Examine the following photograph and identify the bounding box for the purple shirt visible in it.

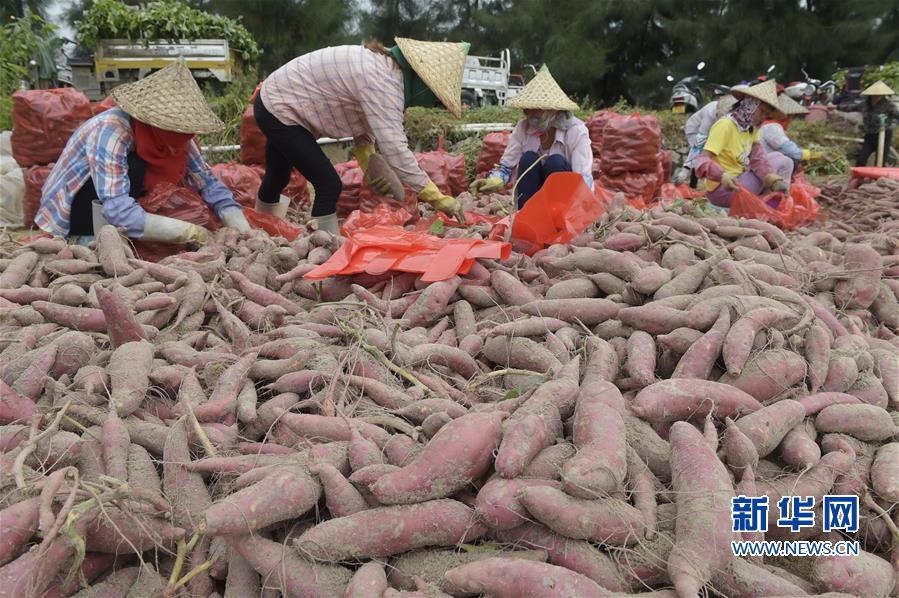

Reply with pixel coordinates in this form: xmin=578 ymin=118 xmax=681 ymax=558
xmin=489 ymin=118 xmax=594 ymax=189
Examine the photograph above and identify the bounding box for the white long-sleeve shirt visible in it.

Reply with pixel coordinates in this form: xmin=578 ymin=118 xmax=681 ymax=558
xmin=684 ymin=101 xmax=719 ymax=147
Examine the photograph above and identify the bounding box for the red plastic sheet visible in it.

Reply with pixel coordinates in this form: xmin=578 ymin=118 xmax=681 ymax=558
xmin=244 ymin=207 xmax=303 ymax=240
xmin=240 ymin=105 xmax=266 ymax=165
xmin=476 ymin=131 xmax=512 ymax=178
xmin=512 ymin=172 xmax=605 ymax=255
xmin=307 ymin=205 xmax=511 ymax=282
xmin=599 ymin=112 xmax=662 ymax=175
xmin=211 ymin=163 xmax=261 ymax=208
xmin=729 ymin=180 xmax=821 ymax=230
xmin=12 ymin=88 xmax=92 ymax=168
xmin=850 ymin=166 xmax=899 ymax=181
xmin=23 ymin=164 xmax=54 ymax=228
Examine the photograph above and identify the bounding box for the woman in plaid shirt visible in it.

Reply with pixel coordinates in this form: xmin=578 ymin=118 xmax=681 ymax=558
xmin=36 ymin=62 xmax=249 ymax=244
xmin=254 ymin=38 xmax=469 ymax=235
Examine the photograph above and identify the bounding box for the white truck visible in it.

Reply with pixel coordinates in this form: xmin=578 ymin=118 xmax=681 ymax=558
xmin=461 ymin=49 xmax=526 ymax=108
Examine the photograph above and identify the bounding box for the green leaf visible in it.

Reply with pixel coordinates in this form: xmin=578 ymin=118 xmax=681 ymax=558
xmin=500 ymin=388 xmax=521 ymax=401
xmin=429 ymin=219 xmax=446 ymax=235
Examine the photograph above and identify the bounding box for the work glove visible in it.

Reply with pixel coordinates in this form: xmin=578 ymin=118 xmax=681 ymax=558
xmin=720 ymin=172 xmax=739 ymax=192
xmin=763 ymin=173 xmax=787 ymax=193
xmin=142 ymin=213 xmax=210 ymax=246
xmin=221 ymin=207 xmax=252 ymax=233
xmin=354 ymin=144 xmax=392 ymax=196
xmin=802 ymin=149 xmax=825 ymax=161
xmin=469 ymin=176 xmax=505 ymax=195
xmin=418 ymin=180 xmax=466 ymax=224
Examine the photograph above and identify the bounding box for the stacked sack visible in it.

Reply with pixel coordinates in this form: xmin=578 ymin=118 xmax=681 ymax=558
xmin=0 ymin=131 xmax=25 ymax=228
xmin=476 ymin=130 xmax=512 ymax=180
xmin=588 ymin=111 xmax=672 ymax=208
xmin=12 ymin=88 xmax=93 ymax=227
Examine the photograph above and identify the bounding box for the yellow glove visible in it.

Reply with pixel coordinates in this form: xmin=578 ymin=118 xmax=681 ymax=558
xmin=801 ymin=149 xmax=812 ymax=161
xmin=354 ymin=144 xmax=392 ymax=195
xmin=469 ymin=176 xmax=505 ymax=195
xmin=808 ymin=150 xmax=824 ymax=161
xmin=763 ymin=173 xmax=786 ymax=193
xmin=418 ymin=180 xmax=466 ymax=223
xmin=720 ymin=172 xmax=739 ymax=191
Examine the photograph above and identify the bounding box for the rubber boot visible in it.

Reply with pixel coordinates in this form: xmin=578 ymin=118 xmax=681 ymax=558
xmin=254 ymin=195 xmax=290 ymax=219
xmin=316 ymin=213 xmax=340 ymax=236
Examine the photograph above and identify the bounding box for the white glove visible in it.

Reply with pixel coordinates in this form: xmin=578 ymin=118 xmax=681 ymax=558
xmin=142 ymin=213 xmax=210 ymax=245
xmin=221 ymin=207 xmax=251 ymax=233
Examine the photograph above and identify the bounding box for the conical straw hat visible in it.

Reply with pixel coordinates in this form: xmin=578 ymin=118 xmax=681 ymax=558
xmin=505 ymin=65 xmax=579 ymax=112
xmin=729 ymin=79 xmax=780 ymax=112
xmin=111 ymin=61 xmax=224 ymax=134
xmin=862 ymin=80 xmax=895 ymax=96
xmin=395 ymin=37 xmax=469 ymax=118
xmin=776 ymin=93 xmax=809 ymax=116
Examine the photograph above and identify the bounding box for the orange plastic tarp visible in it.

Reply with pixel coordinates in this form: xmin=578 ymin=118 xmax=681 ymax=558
xmin=851 ymin=166 xmax=899 ymax=181
xmin=511 ymin=172 xmax=605 ymax=255
xmin=728 ymin=177 xmax=821 ymax=230
xmin=305 ymin=205 xmax=511 ymax=282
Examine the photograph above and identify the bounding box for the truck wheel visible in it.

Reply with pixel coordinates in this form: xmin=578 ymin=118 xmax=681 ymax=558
xmin=461 ymin=90 xmax=477 ymax=109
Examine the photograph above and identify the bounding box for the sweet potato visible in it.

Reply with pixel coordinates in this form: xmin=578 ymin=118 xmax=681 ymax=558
xmin=444 ymin=558 xmax=608 ymax=598
xmin=723 ymin=307 xmax=794 ymax=375
xmin=96 ymin=225 xmax=133 ymax=276
xmin=227 ymin=534 xmax=352 ymax=597
xmin=163 ymin=418 xmax=212 ymax=533
xmin=492 ymin=522 xmax=629 ymax=591
xmin=632 ymin=379 xmax=761 ymax=422
xmin=545 ymin=278 xmax=599 ymax=299
xmin=371 ymin=411 xmax=504 ymax=504
xmin=521 ymin=442 xmax=576 ymax=480
xmin=811 ymin=550 xmax=895 ymax=598
xmin=0 ymin=380 xmax=37 ymax=424
xmin=495 ymin=404 xmax=560 ymax=479
xmin=491 ymin=269 xmax=539 ymax=305
xmin=0 ymin=497 xmax=39 ymax=566
xmin=520 ymin=298 xmax=619 ymax=326
xmin=204 ymin=466 xmax=320 ymax=534
xmin=833 ymin=243 xmax=882 ymax=310
xmin=723 ymin=417 xmax=759 ymax=475
xmin=721 ymin=349 xmax=807 ymax=404
xmin=519 ymin=485 xmax=646 ymax=545
xmin=108 ymin=340 xmax=154 ymax=416
xmin=562 ymin=380 xmax=626 ymax=497
xmin=474 ymin=476 xmax=561 ymax=530
xmin=870 ymin=442 xmax=899 ymax=503
xmin=344 ymin=561 xmax=388 ymax=598
xmin=618 ymin=304 xmax=691 ymax=335
xmin=294 ymin=499 xmax=486 ymax=561
xmin=348 ymin=424 xmax=383 ymax=471
xmin=822 ymin=354 xmax=860 ymax=393
xmin=482 ymin=336 xmax=561 ymax=373
xmin=734 ymin=399 xmax=805 ymax=458
xmin=778 ymin=419 xmax=821 ymax=470
xmin=94 ymin=284 xmax=145 ymax=347
xmin=667 ymin=421 xmax=735 ymax=598
xmin=403 ymin=277 xmax=461 ymax=327
xmin=625 ymin=330 xmax=656 ymax=387
xmin=404 ymin=343 xmax=480 ymax=379
xmin=101 ymin=407 xmax=130 ymax=481
xmin=654 ymin=253 xmax=720 ymax=299
xmin=673 ymin=310 xmax=729 ymax=379
xmin=814 ymin=404 xmax=897 ymax=441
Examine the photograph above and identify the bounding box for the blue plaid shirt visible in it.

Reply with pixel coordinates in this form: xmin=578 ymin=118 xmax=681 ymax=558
xmin=35 ymin=107 xmax=239 ymax=237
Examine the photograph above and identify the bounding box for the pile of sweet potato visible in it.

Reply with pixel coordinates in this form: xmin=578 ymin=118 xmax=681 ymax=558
xmin=0 ymin=198 xmax=897 ymax=597
xmin=815 ymin=176 xmax=899 ymax=235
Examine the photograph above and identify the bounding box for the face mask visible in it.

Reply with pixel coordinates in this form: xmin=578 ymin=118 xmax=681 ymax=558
xmin=527 ymin=114 xmax=554 ymax=132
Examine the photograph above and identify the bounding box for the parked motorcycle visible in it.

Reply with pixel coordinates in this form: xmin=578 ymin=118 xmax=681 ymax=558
xmin=668 ymin=62 xmax=706 ymax=113
xmin=785 ymin=68 xmax=836 ymax=106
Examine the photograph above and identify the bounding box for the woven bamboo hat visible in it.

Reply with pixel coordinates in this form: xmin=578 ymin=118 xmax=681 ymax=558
xmin=506 ymin=65 xmax=579 ymax=112
xmin=729 ymin=79 xmax=781 ymax=112
xmin=775 ymin=93 xmax=809 ymax=116
xmin=862 ymin=80 xmax=895 ymax=96
xmin=395 ymin=37 xmax=470 ymax=118
xmin=716 ymin=94 xmax=738 ymax=119
xmin=111 ymin=61 xmax=224 ymax=134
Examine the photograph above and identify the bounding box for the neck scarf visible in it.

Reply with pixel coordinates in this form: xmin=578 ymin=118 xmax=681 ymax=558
xmin=389 ymin=46 xmax=439 ymax=110
xmin=132 ymin=120 xmax=194 ymax=192
xmin=728 ymin=97 xmax=761 ymax=132
xmin=526 ymin=111 xmax=578 ymax=135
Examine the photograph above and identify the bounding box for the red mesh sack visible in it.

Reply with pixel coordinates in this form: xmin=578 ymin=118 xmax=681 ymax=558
xmin=599 ymin=170 xmax=661 ymax=210
xmin=284 ymin=170 xmax=310 ymax=206
xmin=23 ymin=163 xmax=54 ymax=228
xmin=418 ymin=151 xmax=467 ymax=196
xmin=240 ymin=105 xmax=266 ymax=165
xmin=586 ymin=110 xmax=616 ymax=157
xmin=90 ymin=96 xmax=117 ymax=116
xmin=132 ymin=183 xmax=220 ymax=262
xmin=476 ymin=131 xmax=512 ymax=177
xmin=211 ymin=163 xmax=261 ymax=208
xmin=591 ymin=159 xmax=602 ymax=181
xmin=335 ymin=161 xmax=365 ymax=218
xmin=359 ymin=184 xmax=419 ymax=224
xmin=599 ymin=112 xmax=662 ymax=176
xmin=657 ymin=150 xmax=673 ymax=183
xmin=12 ymin=88 xmax=92 ymax=167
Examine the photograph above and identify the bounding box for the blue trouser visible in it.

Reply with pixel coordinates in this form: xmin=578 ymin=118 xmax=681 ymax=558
xmin=516 ymin=151 xmax=572 ymax=209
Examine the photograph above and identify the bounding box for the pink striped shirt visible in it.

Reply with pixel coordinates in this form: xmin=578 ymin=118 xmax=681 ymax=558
xmin=261 ymin=45 xmax=430 ymax=191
